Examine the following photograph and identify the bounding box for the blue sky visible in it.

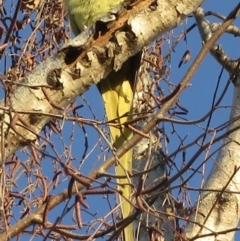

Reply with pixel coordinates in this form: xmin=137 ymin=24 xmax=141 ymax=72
xmin=167 ymin=1 xmax=240 ymax=238
xmin=2 ymin=0 xmax=240 ymax=240
xmin=67 ymin=0 xmax=240 ymax=239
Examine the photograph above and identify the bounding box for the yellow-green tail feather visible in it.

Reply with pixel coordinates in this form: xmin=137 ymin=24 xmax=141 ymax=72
xmin=99 ymin=61 xmax=135 ymax=241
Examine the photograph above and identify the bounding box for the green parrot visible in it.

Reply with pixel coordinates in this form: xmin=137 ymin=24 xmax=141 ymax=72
xmin=64 ymin=0 xmax=139 ymax=240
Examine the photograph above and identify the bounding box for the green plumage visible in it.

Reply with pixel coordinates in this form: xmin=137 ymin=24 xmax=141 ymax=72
xmin=65 ymin=0 xmax=124 ymax=34
xmin=64 ymin=1 xmax=138 ymax=240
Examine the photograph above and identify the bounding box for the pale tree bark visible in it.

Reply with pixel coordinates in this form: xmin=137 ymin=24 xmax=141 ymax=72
xmin=0 ymin=0 xmax=203 ymax=159
xmin=185 ymin=7 xmax=240 ymax=241
xmin=132 ymin=47 xmax=174 ymax=240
